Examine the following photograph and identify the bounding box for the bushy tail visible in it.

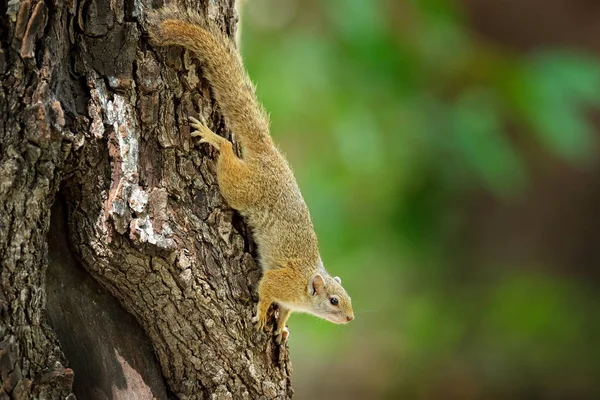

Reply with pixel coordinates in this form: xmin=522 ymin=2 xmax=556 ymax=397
xmin=147 ymin=6 xmax=272 ymax=153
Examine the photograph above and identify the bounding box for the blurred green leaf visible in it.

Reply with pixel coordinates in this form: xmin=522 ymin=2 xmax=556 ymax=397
xmin=512 ymin=51 xmax=600 ymax=161
xmin=450 ymin=89 xmax=527 ymax=195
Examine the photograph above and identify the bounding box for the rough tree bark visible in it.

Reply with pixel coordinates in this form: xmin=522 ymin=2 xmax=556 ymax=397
xmin=0 ymin=0 xmax=292 ymax=399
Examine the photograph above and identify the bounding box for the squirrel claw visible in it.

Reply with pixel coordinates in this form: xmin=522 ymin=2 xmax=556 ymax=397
xmin=189 ymin=116 xmax=208 ymax=134
xmin=188 ymin=115 xmax=206 ymax=126
xmin=189 ymin=120 xmax=223 ymax=149
xmin=275 ymin=326 xmax=290 ymax=344
xmin=252 ymin=314 xmax=266 ymax=331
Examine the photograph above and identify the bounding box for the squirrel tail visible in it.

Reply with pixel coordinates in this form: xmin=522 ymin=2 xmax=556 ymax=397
xmin=148 ymin=6 xmax=272 ymax=153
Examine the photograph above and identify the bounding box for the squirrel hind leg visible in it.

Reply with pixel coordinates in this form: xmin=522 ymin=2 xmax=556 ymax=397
xmin=275 ymin=326 xmax=290 ymax=344
xmin=188 ymin=115 xmax=254 ymax=209
xmin=189 ymin=116 xmax=229 ymax=150
xmin=274 ymin=305 xmax=292 ymax=344
xmin=215 ymin=148 xmax=262 ymax=211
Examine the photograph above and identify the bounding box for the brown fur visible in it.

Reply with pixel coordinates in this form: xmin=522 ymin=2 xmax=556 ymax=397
xmin=148 ymin=6 xmax=354 ymax=343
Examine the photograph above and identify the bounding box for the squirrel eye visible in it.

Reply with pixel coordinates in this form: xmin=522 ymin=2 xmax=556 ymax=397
xmin=330 ymin=297 xmax=339 ymax=306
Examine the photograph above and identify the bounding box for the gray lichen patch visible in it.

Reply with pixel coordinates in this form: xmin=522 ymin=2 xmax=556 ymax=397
xmin=98 ymin=86 xmax=175 ymax=249
xmin=129 ymin=185 xmax=149 ymax=213
xmin=130 ymin=215 xmax=176 ymax=250
xmin=106 ymin=94 xmax=140 ymax=179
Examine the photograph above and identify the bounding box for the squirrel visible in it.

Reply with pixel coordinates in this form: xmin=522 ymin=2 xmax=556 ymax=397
xmin=147 ymin=6 xmax=354 ymax=343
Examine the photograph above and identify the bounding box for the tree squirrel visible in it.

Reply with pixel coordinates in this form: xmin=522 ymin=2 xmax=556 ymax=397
xmin=148 ymin=6 xmax=354 ymax=343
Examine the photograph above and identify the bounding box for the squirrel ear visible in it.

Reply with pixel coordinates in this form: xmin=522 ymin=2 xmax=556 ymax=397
xmin=308 ymin=274 xmax=325 ymax=296
xmin=333 ymin=276 xmax=342 ymax=284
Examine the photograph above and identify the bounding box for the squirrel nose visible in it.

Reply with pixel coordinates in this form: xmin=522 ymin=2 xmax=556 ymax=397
xmin=346 ymin=315 xmax=354 ymax=322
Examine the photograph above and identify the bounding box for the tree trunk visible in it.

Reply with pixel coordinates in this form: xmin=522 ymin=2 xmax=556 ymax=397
xmin=0 ymin=1 xmax=292 ymax=399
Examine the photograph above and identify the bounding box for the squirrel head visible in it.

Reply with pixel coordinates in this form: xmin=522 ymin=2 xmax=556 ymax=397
xmin=306 ymin=274 xmax=354 ymax=324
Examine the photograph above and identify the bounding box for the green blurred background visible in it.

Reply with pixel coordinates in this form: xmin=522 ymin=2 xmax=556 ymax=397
xmin=239 ymin=0 xmax=600 ymax=398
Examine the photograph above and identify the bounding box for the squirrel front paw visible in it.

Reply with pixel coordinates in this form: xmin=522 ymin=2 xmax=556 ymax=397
xmin=251 ymin=313 xmax=267 ymax=332
xmin=189 ymin=116 xmax=225 ymax=149
xmin=274 ymin=326 xmax=290 ymax=344
xmin=252 ymin=300 xmax=271 ymax=332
